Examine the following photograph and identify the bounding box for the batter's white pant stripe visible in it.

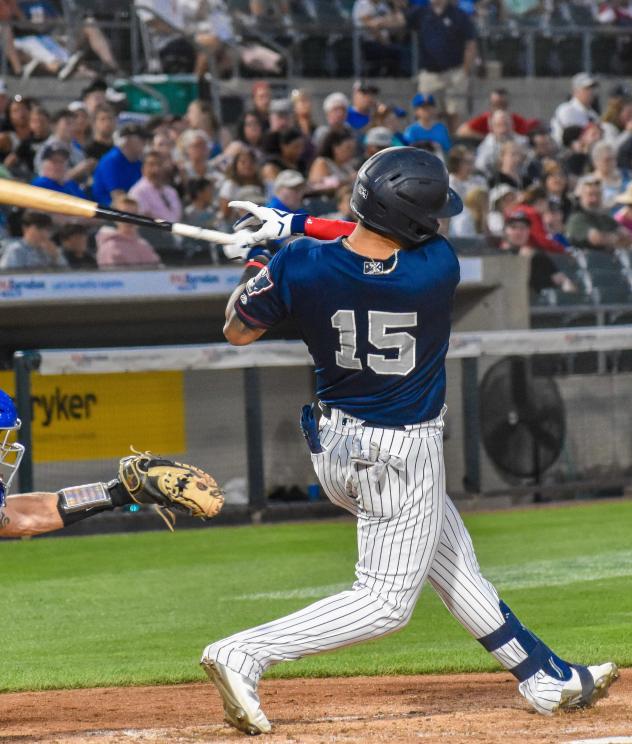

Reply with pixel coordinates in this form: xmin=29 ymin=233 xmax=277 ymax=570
xmin=203 ymin=410 xmax=528 ymax=682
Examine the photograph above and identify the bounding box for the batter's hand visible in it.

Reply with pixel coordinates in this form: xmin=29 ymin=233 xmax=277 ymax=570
xmin=224 ymin=201 xmax=295 ymax=260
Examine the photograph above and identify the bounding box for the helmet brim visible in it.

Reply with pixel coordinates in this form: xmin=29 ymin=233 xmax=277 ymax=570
xmin=436 ymin=187 xmax=463 ymax=218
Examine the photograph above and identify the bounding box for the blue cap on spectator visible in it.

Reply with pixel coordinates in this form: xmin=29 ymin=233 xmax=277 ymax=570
xmin=392 ymin=106 xmax=407 ymax=118
xmin=412 ymin=93 xmax=436 ymax=108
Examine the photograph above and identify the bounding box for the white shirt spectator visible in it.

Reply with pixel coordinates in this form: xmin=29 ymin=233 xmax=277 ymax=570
xmin=551 ymin=98 xmax=600 ymax=143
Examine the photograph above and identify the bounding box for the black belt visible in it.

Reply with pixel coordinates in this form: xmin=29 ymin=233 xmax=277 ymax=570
xmin=318 ymin=402 xmax=406 ymax=431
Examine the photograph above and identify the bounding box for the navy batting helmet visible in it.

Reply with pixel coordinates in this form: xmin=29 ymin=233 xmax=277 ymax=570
xmin=350 ymin=147 xmax=462 ymax=247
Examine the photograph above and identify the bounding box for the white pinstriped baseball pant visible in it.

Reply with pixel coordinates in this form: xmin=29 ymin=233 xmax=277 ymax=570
xmin=204 ymin=407 xmax=531 ymax=681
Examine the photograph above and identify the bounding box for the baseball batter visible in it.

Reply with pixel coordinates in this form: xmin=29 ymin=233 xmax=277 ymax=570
xmin=202 ymin=147 xmax=617 ymax=735
xmin=0 ymin=389 xmax=223 ymax=537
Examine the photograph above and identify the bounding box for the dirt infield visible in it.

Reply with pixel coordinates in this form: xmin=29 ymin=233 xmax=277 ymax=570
xmin=2 ymin=669 xmax=631 ymax=744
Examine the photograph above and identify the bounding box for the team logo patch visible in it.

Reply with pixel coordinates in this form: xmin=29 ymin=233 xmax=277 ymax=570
xmin=245 ymin=267 xmax=274 ymax=297
xmin=364 ymin=260 xmax=385 ymax=275
xmin=357 ymin=184 xmax=368 ymax=199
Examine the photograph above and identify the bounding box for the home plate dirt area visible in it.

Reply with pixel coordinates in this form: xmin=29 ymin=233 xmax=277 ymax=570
xmin=2 ymin=670 xmax=631 ymax=744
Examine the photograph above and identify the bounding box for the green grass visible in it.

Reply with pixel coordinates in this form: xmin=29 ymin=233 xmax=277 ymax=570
xmin=1 ymin=500 xmax=631 ymax=692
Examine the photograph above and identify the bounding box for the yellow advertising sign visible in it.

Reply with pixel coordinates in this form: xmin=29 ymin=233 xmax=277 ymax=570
xmin=0 ymin=371 xmax=184 ymax=462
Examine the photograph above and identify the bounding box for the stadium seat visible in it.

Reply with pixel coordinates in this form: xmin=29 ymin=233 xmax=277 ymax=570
xmin=582 ymin=250 xmax=620 ymax=272
xmin=588 ymin=269 xmax=632 ymax=304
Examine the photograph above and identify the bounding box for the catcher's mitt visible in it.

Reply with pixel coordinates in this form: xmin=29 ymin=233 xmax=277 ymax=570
xmin=118 ymin=449 xmax=224 ymax=528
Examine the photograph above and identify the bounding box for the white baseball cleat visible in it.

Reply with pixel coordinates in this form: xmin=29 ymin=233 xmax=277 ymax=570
xmin=519 ymin=662 xmax=619 ymax=715
xmin=558 ymin=662 xmax=619 ymax=711
xmin=201 ymin=656 xmax=271 ymax=735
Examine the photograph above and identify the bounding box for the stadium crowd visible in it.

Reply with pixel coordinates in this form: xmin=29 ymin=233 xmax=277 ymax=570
xmin=0 ymin=3 xmax=629 ymax=301
xmin=0 ymin=71 xmax=632 ymax=296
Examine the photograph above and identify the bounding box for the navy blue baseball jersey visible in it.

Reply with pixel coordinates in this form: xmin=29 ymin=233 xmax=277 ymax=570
xmin=235 ymin=236 xmax=460 ymax=425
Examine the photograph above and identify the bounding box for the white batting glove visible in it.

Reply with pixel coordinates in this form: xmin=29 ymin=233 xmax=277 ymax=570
xmin=229 ymin=200 xmax=295 ymax=242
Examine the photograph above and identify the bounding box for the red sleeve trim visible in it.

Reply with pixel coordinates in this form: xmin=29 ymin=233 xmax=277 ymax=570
xmin=304 ymin=217 xmax=355 ymax=241
xmin=234 ymin=301 xmax=271 ymax=330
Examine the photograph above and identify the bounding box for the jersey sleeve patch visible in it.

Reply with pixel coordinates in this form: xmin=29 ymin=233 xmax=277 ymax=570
xmin=245 ymin=266 xmax=274 ymax=296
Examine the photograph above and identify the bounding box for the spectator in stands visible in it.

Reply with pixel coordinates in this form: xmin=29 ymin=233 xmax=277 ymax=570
xmin=268 ymin=169 xmax=306 ymax=214
xmin=404 ymin=94 xmax=451 ymax=153
xmin=12 ymin=0 xmax=69 ymax=77
xmin=364 ymin=127 xmax=395 ymax=158
xmin=456 ymin=88 xmax=540 ymax=140
xmin=449 ymin=186 xmax=489 ymax=237
xmin=185 ymin=100 xmax=223 ymax=157
xmin=81 ymin=80 xmax=108 ymax=118
xmin=352 ymin=0 xmax=405 ymax=77
xmin=542 ymin=201 xmax=570 ymax=249
xmin=177 ymin=128 xmax=219 ymax=189
xmin=0 ymin=78 xmax=10 ymax=128
xmin=551 ymin=73 xmax=600 ymax=144
xmin=308 ymin=129 xmax=358 ymax=193
xmin=487 ymin=183 xmax=517 ymax=237
xmin=508 ymin=185 xmax=567 ymax=254
xmin=58 ymin=222 xmax=96 ymax=269
xmin=0 ymin=210 xmax=67 ymax=269
xmin=31 ymin=144 xmax=86 ymax=199
xmin=475 ymin=110 xmax=527 ymax=178
xmin=34 ymin=109 xmax=86 ymax=177
xmin=236 ymin=112 xmax=265 ymax=158
xmin=614 ymin=184 xmax=632 ymax=235
xmin=69 ymin=102 xmax=90 ymax=152
xmin=268 ymin=98 xmax=295 ymax=134
xmin=543 ymin=161 xmax=572 ymax=221
xmin=370 ymin=102 xmax=408 ymax=146
xmin=250 ymin=81 xmax=272 ymax=129
xmin=501 ymin=211 xmax=577 ymax=295
xmin=91 ymin=124 xmax=147 ymax=207
xmin=589 ymin=141 xmax=629 ymax=209
xmin=84 ymin=103 xmax=116 ymax=162
xmin=567 ymin=174 xmax=632 ymax=249
xmin=313 ymin=92 xmax=351 ymax=148
xmin=182 ymin=176 xmax=222 ymax=262
xmin=0 ymin=1 xmax=23 ymax=74
xmin=218 ymin=147 xmax=266 ymax=222
xmin=601 ymin=92 xmax=632 ymax=148
xmin=95 ymin=194 xmax=161 ymax=268
xmin=185 ymin=0 xmax=236 ymax=79
xmin=264 ymin=169 xmax=307 ymax=250
xmin=488 ymin=140 xmax=528 ymax=190
xmin=524 ymin=128 xmax=558 ymax=183
xmin=324 ymin=184 xmax=355 ymax=221
xmin=291 ymin=88 xmax=316 ymax=139
xmin=347 ymin=81 xmax=379 ymax=133
xmin=447 ymin=144 xmax=485 ymax=201
xmin=129 ymin=149 xmax=182 ymax=223
xmin=410 ymin=0 xmax=477 ymax=131
xmin=28 ymin=103 xmax=51 ymax=149
xmin=1 ymin=95 xmax=35 ymax=178
xmin=561 ymin=123 xmax=600 ymax=179
xmin=277 ymin=128 xmax=308 ymax=175
xmin=261 ymin=99 xmax=295 ymax=156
